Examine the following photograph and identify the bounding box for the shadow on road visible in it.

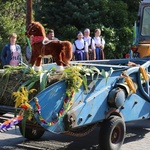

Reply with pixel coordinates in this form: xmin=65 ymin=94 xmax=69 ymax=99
xmin=1 ymin=119 xmax=149 ymax=150
xmin=38 ymin=120 xmax=150 ymax=150
xmin=38 ymin=127 xmax=100 ymax=150
xmin=124 ymin=119 xmax=150 ymax=144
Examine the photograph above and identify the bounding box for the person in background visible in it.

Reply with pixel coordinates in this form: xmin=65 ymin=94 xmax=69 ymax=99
xmin=93 ymin=28 xmax=105 ymax=60
xmin=1 ymin=33 xmax=22 ymax=66
xmin=83 ymin=28 xmax=96 ymax=60
xmin=72 ymin=31 xmax=89 ymax=61
xmin=25 ymin=45 xmax=32 ymax=63
xmin=43 ymin=29 xmax=58 ymax=64
xmin=47 ymin=29 xmax=58 ymax=40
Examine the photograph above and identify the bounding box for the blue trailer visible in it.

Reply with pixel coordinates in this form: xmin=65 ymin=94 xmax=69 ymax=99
xmin=17 ymin=58 xmax=147 ymax=150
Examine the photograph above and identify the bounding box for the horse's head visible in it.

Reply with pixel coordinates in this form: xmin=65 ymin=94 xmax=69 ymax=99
xmin=26 ymin=22 xmax=46 ymax=38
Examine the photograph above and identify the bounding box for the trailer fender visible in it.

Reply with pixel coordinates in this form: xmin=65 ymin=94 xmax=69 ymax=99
xmin=105 ymin=108 xmax=124 ymax=121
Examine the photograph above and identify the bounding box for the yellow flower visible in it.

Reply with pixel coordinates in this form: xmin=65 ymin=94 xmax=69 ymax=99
xmin=12 ymin=87 xmax=34 ymax=109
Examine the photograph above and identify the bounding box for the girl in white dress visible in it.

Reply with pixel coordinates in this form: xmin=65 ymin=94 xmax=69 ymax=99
xmin=83 ymin=28 xmax=96 ymax=60
xmin=72 ymin=31 xmax=89 ymax=61
xmin=93 ymin=29 xmax=105 ymax=60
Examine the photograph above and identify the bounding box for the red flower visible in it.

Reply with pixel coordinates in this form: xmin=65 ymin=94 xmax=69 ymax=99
xmin=21 ymin=104 xmax=28 ymax=110
xmin=36 ymin=103 xmax=41 ymax=109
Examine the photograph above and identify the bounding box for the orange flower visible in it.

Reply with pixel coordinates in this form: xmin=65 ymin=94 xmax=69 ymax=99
xmin=20 ymin=104 xmax=28 ymax=110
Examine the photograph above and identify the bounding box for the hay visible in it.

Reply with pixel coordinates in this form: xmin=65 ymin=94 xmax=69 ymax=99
xmin=0 ymin=69 xmax=62 ymax=107
xmin=0 ymin=69 xmax=31 ymax=106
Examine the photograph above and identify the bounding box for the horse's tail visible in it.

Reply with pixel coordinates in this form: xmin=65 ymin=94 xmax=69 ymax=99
xmin=61 ymin=41 xmax=72 ymax=65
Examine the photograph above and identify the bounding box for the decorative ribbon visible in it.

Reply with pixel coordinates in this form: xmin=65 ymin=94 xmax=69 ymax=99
xmin=0 ymin=88 xmax=75 ymax=131
xmin=0 ymin=115 xmax=23 ymax=131
xmin=34 ymin=88 xmax=75 ymax=126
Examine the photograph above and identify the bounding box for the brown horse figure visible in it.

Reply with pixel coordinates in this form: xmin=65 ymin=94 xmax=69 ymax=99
xmin=26 ymin=21 xmax=72 ymax=71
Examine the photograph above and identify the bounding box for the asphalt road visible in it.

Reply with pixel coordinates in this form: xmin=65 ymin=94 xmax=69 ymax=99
xmin=0 ymin=118 xmax=150 ymax=150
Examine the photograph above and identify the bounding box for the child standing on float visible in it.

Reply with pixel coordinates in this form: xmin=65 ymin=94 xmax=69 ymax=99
xmin=83 ymin=28 xmax=96 ymax=60
xmin=72 ymin=31 xmax=89 ymax=61
xmin=93 ymin=29 xmax=105 ymax=60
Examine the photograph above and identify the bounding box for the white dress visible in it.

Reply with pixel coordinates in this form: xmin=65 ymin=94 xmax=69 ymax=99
xmin=72 ymin=39 xmax=88 ymax=60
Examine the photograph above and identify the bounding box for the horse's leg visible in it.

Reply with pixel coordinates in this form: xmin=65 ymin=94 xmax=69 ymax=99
xmin=54 ymin=52 xmax=64 ymax=71
xmin=30 ymin=54 xmax=36 ymax=66
xmin=29 ymin=47 xmax=39 ymax=66
xmin=61 ymin=41 xmax=72 ymax=66
xmin=29 ymin=52 xmax=42 ymax=71
xmin=61 ymin=51 xmax=69 ymax=66
xmin=35 ymin=57 xmax=42 ymax=66
xmin=34 ymin=57 xmax=42 ymax=71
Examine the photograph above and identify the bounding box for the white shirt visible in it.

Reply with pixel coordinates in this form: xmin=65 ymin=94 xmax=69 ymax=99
xmin=93 ymin=36 xmax=105 ymax=46
xmin=9 ymin=45 xmax=19 ymax=66
xmin=83 ymin=36 xmax=95 ymax=50
xmin=72 ymin=39 xmax=88 ymax=53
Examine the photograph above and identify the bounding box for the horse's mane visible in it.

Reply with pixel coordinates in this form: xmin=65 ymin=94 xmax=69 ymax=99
xmin=32 ymin=21 xmax=46 ymax=37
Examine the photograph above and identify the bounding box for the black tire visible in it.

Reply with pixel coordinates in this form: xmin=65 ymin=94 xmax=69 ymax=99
xmin=19 ymin=124 xmax=45 ymax=140
xmin=99 ymin=116 xmax=126 ymax=150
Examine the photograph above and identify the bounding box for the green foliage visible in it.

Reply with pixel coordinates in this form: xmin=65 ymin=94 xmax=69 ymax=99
xmin=0 ymin=0 xmax=141 ymax=61
xmin=33 ymin=0 xmax=140 ymax=58
xmin=40 ymin=72 xmax=48 ymax=91
xmin=0 ymin=0 xmax=26 ymax=59
xmin=102 ymin=27 xmax=117 ymax=59
xmin=101 ymin=67 xmax=113 ymax=84
xmin=56 ymin=25 xmax=78 ymax=42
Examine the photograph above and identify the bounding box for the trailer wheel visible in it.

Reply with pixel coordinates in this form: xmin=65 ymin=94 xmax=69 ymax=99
xmin=19 ymin=125 xmax=45 ymax=140
xmin=99 ymin=116 xmax=125 ymax=150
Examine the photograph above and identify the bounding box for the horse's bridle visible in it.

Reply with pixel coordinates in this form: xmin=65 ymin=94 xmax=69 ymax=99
xmin=26 ymin=23 xmax=36 ymax=37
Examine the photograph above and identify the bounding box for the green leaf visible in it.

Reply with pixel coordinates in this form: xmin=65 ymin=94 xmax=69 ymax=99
xmin=40 ymin=72 xmax=48 ymax=91
xmin=85 ymin=72 xmax=91 ymax=76
xmin=18 ymin=79 xmax=35 ymax=90
xmin=91 ymin=67 xmax=101 ymax=74
xmin=90 ymin=67 xmax=100 ymax=80
xmin=26 ymin=81 xmax=37 ymax=91
xmin=101 ymin=68 xmax=113 ymax=84
xmin=101 ymin=69 xmax=107 ymax=78
xmin=81 ymin=75 xmax=88 ymax=93
xmin=108 ymin=67 xmax=114 ymax=76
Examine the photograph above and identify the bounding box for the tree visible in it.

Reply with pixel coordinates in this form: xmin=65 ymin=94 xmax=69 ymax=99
xmin=33 ymin=0 xmax=104 ymax=41
xmin=0 ymin=0 xmax=26 ymax=50
xmin=33 ymin=0 xmax=140 ymax=58
xmin=123 ymin=0 xmax=140 ymax=24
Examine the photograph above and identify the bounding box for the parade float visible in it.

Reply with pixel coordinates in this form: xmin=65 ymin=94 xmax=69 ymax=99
xmin=1 ymin=1 xmax=150 ymax=150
